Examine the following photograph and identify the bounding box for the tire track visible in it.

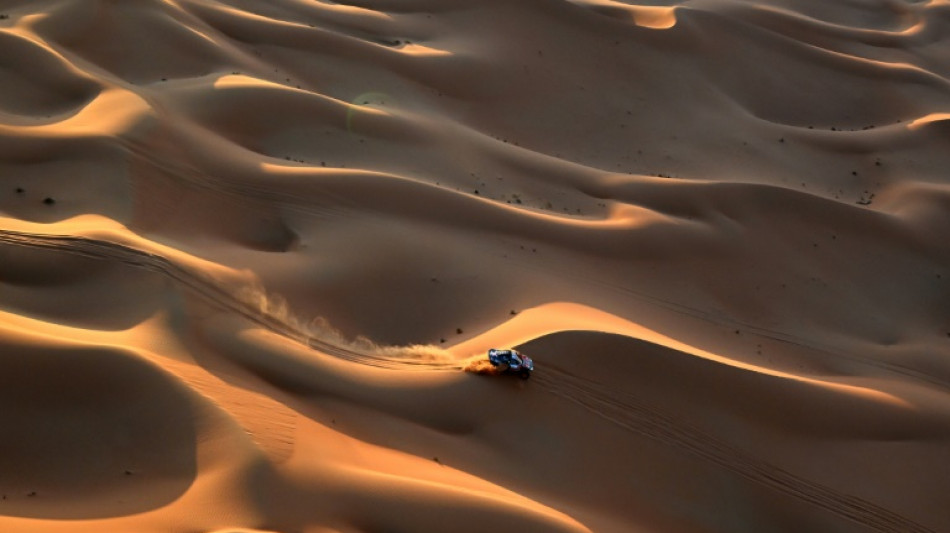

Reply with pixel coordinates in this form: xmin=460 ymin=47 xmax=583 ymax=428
xmin=0 ymin=229 xmax=456 ymax=371
xmin=2 ymin=229 xmax=938 ymax=531
xmin=534 ymin=365 xmax=936 ymax=533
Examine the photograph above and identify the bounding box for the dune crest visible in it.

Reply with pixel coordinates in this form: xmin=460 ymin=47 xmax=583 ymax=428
xmin=2 ymin=0 xmax=950 ymax=532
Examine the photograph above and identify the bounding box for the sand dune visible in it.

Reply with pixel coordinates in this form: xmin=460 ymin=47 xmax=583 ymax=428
xmin=2 ymin=0 xmax=950 ymax=531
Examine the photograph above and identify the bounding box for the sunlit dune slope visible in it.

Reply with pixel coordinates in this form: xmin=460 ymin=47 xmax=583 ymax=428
xmin=2 ymin=0 xmax=950 ymax=532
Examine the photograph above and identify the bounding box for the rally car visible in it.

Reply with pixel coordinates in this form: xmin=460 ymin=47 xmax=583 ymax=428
xmin=487 ymin=348 xmax=534 ymax=379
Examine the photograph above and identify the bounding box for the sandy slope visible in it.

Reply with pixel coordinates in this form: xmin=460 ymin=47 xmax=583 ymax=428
xmin=2 ymin=0 xmax=950 ymax=531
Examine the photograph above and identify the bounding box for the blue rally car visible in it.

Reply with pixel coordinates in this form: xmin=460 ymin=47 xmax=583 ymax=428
xmin=487 ymin=349 xmax=534 ymax=379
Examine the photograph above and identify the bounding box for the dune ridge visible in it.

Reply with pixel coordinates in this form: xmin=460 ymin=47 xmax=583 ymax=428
xmin=3 ymin=0 xmax=950 ymax=531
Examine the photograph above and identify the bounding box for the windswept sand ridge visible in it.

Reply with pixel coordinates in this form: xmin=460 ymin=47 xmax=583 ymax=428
xmin=3 ymin=223 xmax=948 ymax=530
xmin=0 ymin=232 xmax=592 ymax=532
xmin=4 ymin=220 xmax=947 ymax=387
xmin=3 ymin=0 xmax=950 ymax=531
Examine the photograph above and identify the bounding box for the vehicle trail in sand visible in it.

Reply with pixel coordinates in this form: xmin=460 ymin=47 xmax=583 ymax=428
xmin=0 ymin=227 xmax=938 ymax=533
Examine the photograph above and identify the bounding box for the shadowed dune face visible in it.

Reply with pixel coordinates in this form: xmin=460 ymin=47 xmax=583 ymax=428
xmin=0 ymin=31 xmax=99 ymax=120
xmin=0 ymin=343 xmax=198 ymax=518
xmin=2 ymin=0 xmax=950 ymax=532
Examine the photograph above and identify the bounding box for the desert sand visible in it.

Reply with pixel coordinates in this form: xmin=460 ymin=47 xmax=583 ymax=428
xmin=2 ymin=0 xmax=950 ymax=531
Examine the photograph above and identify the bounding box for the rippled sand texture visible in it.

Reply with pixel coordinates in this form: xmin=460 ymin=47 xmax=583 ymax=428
xmin=2 ymin=0 xmax=950 ymax=532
